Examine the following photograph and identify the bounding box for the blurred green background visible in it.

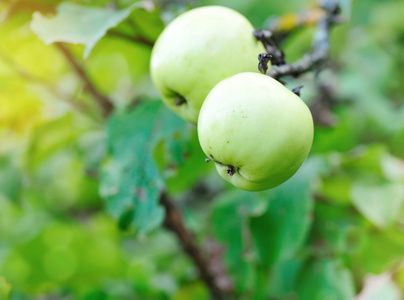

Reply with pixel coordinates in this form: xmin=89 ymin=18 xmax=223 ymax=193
xmin=1 ymin=0 xmax=404 ymax=299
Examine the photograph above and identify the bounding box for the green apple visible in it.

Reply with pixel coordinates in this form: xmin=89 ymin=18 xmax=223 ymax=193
xmin=150 ymin=6 xmax=266 ymax=123
xmin=197 ymin=72 xmax=314 ymax=191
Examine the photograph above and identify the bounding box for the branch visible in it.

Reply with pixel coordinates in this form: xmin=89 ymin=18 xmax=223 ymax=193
xmin=256 ymin=0 xmax=341 ymax=80
xmin=160 ymin=193 xmax=226 ymax=300
xmin=55 ymin=43 xmax=114 ymax=118
xmin=0 ymin=50 xmax=90 ymax=114
xmin=107 ymin=29 xmax=154 ymax=48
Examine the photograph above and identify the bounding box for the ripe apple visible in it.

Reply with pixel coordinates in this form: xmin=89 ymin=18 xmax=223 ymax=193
xmin=150 ymin=6 xmax=266 ymax=123
xmin=197 ymin=72 xmax=314 ymax=191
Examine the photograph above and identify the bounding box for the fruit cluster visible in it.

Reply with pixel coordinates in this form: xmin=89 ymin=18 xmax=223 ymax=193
xmin=150 ymin=6 xmax=314 ymax=191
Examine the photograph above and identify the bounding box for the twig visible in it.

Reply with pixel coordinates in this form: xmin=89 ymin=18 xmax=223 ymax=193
xmin=254 ymin=30 xmax=285 ymax=66
xmin=160 ymin=193 xmax=225 ymax=300
xmin=55 ymin=43 xmax=114 ymax=118
xmin=255 ymin=0 xmax=341 ymax=80
xmin=107 ymin=29 xmax=154 ymax=48
xmin=0 ymin=50 xmax=90 ymax=114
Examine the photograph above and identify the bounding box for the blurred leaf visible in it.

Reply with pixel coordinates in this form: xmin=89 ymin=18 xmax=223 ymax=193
xmin=340 ymin=145 xmax=386 ymax=176
xmin=312 ymin=107 xmax=364 ymax=154
xmin=382 ymin=154 xmax=404 ymax=181
xmin=0 ymin=277 xmax=11 ymax=300
xmin=210 ymin=189 xmax=268 ymax=294
xmin=130 ymin=6 xmax=164 ymax=42
xmin=100 ymin=101 xmax=188 ymax=234
xmin=309 ymin=201 xmax=366 ymax=259
xmin=164 ymin=130 xmax=211 ymax=194
xmin=296 ymin=259 xmax=355 ymax=300
xmin=351 ymin=228 xmax=404 ymax=274
xmin=267 ymin=258 xmax=305 ymax=299
xmin=355 ymin=273 xmax=401 ymax=300
xmin=30 ymin=2 xmax=150 ymax=59
xmin=351 ymin=181 xmax=404 ymax=228
xmin=0 ymin=155 xmax=22 ymax=201
xmin=172 ymin=282 xmax=208 ymax=300
xmin=24 ymin=113 xmax=92 ymax=171
xmin=282 ymin=26 xmax=315 ymax=62
xmin=320 ymin=174 xmax=352 ymax=205
xmin=0 ymin=217 xmax=127 ymax=294
xmin=338 ymin=0 xmax=353 ymax=21
xmin=249 ymin=158 xmax=324 ymax=268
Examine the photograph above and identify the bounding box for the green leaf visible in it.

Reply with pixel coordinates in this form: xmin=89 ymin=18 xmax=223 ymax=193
xmin=320 ymin=174 xmax=352 ymax=205
xmin=0 ymin=277 xmax=11 ymax=300
xmin=296 ymin=259 xmax=355 ymax=300
xmin=172 ymin=282 xmax=208 ymax=300
xmin=164 ymin=130 xmax=210 ymax=194
xmin=267 ymin=258 xmax=305 ymax=299
xmin=100 ymin=101 xmax=188 ymax=234
xmin=338 ymin=0 xmax=354 ymax=21
xmin=356 ymin=273 xmax=401 ymax=300
xmin=129 ymin=6 xmax=164 ymax=42
xmin=30 ymin=2 xmax=150 ymax=59
xmin=382 ymin=154 xmax=404 ymax=181
xmin=310 ymin=202 xmax=366 ymax=257
xmin=0 ymin=155 xmax=22 ymax=201
xmin=249 ymin=157 xmax=323 ymax=268
xmin=350 ymin=228 xmax=404 ymax=275
xmin=351 ymin=181 xmax=404 ymax=228
xmin=24 ymin=113 xmax=92 ymax=171
xmin=210 ymin=189 xmax=269 ymax=294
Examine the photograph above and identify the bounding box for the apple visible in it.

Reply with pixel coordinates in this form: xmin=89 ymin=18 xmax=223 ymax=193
xmin=197 ymin=72 xmax=314 ymax=191
xmin=150 ymin=6 xmax=266 ymax=123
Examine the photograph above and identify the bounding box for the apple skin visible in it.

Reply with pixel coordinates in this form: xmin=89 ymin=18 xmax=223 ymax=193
xmin=197 ymin=72 xmax=314 ymax=191
xmin=150 ymin=6 xmax=266 ymax=123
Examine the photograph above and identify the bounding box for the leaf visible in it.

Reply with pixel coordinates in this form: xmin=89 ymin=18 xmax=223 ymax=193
xmin=164 ymin=131 xmax=210 ymax=194
xmin=210 ymin=189 xmax=270 ymax=294
xmin=249 ymin=157 xmax=324 ymax=268
xmin=0 ymin=155 xmax=22 ymax=201
xmin=172 ymin=282 xmax=208 ymax=300
xmin=296 ymin=259 xmax=356 ymax=300
xmin=320 ymin=174 xmax=352 ymax=205
xmin=0 ymin=277 xmax=11 ymax=300
xmin=355 ymin=273 xmax=401 ymax=300
xmin=24 ymin=113 xmax=92 ymax=171
xmin=30 ymin=1 xmax=152 ymax=59
xmin=338 ymin=0 xmax=354 ymax=21
xmin=100 ymin=101 xmax=188 ymax=234
xmin=310 ymin=202 xmax=366 ymax=256
xmin=267 ymin=258 xmax=305 ymax=299
xmin=382 ymin=154 xmax=404 ymax=182
xmin=129 ymin=6 xmax=164 ymax=42
xmin=351 ymin=181 xmax=404 ymax=228
xmin=351 ymin=228 xmax=404 ymax=274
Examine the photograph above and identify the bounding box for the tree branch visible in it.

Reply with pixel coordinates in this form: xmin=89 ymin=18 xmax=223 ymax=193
xmin=160 ymin=193 xmax=225 ymax=300
xmin=0 ymin=50 xmax=90 ymax=114
xmin=55 ymin=43 xmax=114 ymax=118
xmin=256 ymin=0 xmax=341 ymax=80
xmin=107 ymin=29 xmax=154 ymax=48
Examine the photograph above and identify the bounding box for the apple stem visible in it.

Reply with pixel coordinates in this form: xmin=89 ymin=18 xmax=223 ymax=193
xmin=258 ymin=53 xmax=272 ymax=74
xmin=292 ymin=85 xmax=304 ymax=96
xmin=254 ymin=30 xmax=286 ymax=66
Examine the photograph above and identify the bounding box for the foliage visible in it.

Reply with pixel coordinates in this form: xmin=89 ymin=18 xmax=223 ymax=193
xmin=1 ymin=0 xmax=404 ymax=299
